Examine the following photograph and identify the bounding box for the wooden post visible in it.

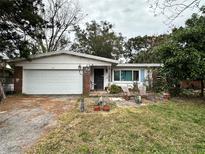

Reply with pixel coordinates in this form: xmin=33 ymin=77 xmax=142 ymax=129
xmin=83 ymin=67 xmax=91 ymax=96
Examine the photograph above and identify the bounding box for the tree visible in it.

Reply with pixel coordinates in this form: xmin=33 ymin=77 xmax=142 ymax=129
xmin=148 ymin=0 xmax=204 ymax=23
xmin=39 ymin=0 xmax=83 ymax=53
xmin=157 ymin=7 xmax=205 ymax=96
xmin=0 ymin=0 xmax=45 ymax=59
xmin=125 ymin=35 xmax=167 ymax=63
xmin=71 ymin=21 xmax=124 ymax=59
xmin=0 ymin=0 xmax=46 ymax=99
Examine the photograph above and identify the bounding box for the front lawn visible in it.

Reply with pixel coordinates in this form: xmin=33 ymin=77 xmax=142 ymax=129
xmin=28 ymin=98 xmax=205 ymax=154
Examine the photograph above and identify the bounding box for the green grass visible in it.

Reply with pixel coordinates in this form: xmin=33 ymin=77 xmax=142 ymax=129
xmin=28 ymin=98 xmax=205 ymax=154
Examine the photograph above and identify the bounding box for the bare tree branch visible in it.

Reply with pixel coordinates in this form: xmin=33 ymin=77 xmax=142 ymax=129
xmin=40 ymin=0 xmax=83 ymax=52
xmin=148 ymin=0 xmax=204 ymax=23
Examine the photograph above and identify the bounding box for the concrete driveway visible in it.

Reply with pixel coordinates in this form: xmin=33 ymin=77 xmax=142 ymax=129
xmin=0 ymin=95 xmax=78 ymax=154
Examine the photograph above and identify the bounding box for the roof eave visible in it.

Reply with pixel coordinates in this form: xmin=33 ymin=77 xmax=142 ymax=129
xmin=116 ymin=63 xmax=162 ymax=67
xmin=8 ymin=51 xmax=119 ymax=64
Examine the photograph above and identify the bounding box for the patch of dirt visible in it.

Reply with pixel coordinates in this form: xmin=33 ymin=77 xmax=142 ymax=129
xmin=0 ymin=95 xmax=78 ymax=117
xmin=0 ymin=108 xmax=54 ymax=154
xmin=0 ymin=95 xmax=79 ymax=154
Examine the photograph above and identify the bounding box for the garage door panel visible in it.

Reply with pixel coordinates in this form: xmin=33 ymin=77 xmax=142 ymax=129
xmin=23 ymin=70 xmax=82 ymax=94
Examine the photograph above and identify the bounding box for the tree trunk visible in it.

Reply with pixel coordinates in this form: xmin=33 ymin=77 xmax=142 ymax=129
xmin=200 ymin=79 xmax=204 ymax=97
xmin=0 ymin=81 xmax=6 ymax=101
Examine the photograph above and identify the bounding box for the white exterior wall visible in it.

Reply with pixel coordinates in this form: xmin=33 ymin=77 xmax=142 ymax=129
xmin=90 ymin=66 xmax=109 ymax=90
xmin=16 ymin=54 xmax=112 ymax=69
xmin=16 ymin=54 xmax=112 ymax=94
xmin=15 ymin=54 xmax=156 ymax=93
xmin=104 ymin=68 xmax=109 ymax=89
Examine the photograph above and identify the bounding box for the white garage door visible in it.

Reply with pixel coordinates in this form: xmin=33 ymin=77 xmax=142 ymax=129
xmin=23 ymin=70 xmax=83 ymax=94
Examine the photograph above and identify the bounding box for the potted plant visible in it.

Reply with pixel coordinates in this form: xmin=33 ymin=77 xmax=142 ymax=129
xmin=102 ymin=104 xmax=110 ymax=112
xmin=94 ymin=96 xmax=103 ymax=111
xmin=94 ymin=105 xmax=101 ymax=111
xmin=94 ymin=96 xmax=111 ymax=112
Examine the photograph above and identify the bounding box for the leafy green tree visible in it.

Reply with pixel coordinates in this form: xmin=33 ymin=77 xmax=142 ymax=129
xmin=125 ymin=35 xmax=167 ymax=63
xmin=0 ymin=0 xmax=45 ymax=59
xmin=158 ymin=7 xmax=205 ymax=96
xmin=71 ymin=21 xmax=124 ymax=59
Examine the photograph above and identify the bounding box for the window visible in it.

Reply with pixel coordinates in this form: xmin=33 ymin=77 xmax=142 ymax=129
xmin=113 ymin=70 xmax=140 ymax=81
xmin=133 ymin=71 xmax=139 ymax=81
xmin=121 ymin=70 xmax=132 ymax=81
xmin=114 ymin=70 xmax=120 ymax=81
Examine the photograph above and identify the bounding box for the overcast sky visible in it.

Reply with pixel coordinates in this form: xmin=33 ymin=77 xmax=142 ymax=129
xmin=79 ymin=0 xmax=195 ymax=38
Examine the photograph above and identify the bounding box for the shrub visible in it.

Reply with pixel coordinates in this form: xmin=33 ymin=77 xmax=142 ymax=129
xmin=153 ymin=76 xmax=167 ymax=93
xmin=179 ymin=89 xmax=198 ymax=97
xmin=109 ymin=84 xmax=122 ymax=94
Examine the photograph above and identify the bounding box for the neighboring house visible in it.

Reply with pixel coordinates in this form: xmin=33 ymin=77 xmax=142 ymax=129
xmin=9 ymin=51 xmax=161 ymax=95
xmin=0 ymin=63 xmax=14 ymax=93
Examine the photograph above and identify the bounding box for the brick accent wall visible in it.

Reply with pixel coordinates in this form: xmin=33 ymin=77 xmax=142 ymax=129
xmin=14 ymin=66 xmax=23 ymax=93
xmin=83 ymin=67 xmax=91 ymax=95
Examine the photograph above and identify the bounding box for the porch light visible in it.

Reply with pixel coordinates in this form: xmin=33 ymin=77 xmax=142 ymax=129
xmin=78 ymin=64 xmax=90 ymax=75
xmin=78 ymin=64 xmax=82 ymax=71
xmin=78 ymin=64 xmax=83 ymax=75
xmin=85 ymin=65 xmax=90 ymax=73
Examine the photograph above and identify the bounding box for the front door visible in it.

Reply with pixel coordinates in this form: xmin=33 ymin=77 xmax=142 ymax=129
xmin=94 ymin=69 xmax=104 ymax=90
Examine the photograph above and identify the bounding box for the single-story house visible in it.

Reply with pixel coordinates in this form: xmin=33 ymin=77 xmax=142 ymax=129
xmin=9 ymin=51 xmax=161 ymax=95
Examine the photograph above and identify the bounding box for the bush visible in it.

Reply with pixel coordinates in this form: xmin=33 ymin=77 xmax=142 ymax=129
xmin=109 ymin=84 xmax=122 ymax=94
xmin=181 ymin=89 xmax=194 ymax=96
xmin=153 ymin=76 xmax=180 ymax=96
xmin=153 ymin=76 xmax=167 ymax=93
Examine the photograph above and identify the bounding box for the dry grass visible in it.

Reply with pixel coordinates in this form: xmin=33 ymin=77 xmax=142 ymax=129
xmin=28 ymin=98 xmax=205 ymax=154
xmin=0 ymin=95 xmax=78 ymax=117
